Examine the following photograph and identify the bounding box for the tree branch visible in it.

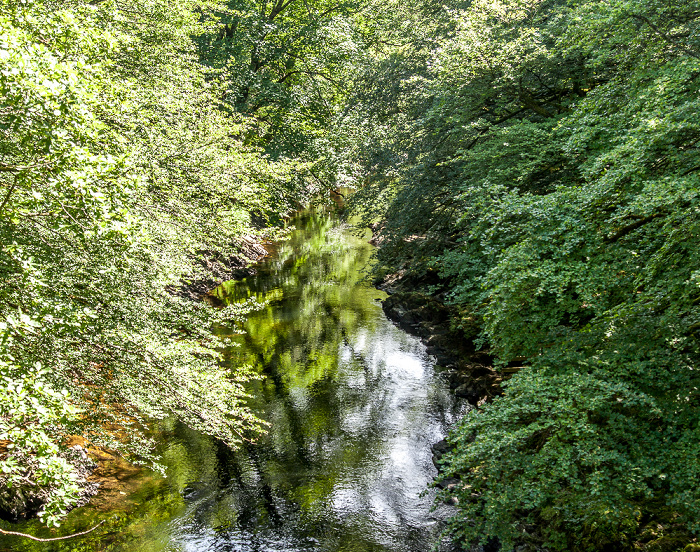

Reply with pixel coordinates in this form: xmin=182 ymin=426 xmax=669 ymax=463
xmin=518 ymin=87 xmax=554 ymax=118
xmin=604 ymin=213 xmax=664 ymax=243
xmin=627 ymin=12 xmax=700 ymax=59
xmin=0 ymin=163 xmax=41 ymax=173
xmin=318 ymin=3 xmax=345 ymax=18
xmin=681 ymin=164 xmax=700 ymax=176
xmin=268 ymin=0 xmax=295 ymax=20
xmin=0 ymin=520 xmax=106 ymax=542
xmin=0 ymin=178 xmax=17 ymax=217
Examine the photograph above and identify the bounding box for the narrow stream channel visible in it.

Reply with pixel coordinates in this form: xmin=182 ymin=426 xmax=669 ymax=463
xmin=3 ymin=209 xmax=466 ymax=552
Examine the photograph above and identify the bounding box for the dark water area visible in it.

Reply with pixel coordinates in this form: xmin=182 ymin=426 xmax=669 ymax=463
xmin=2 ymin=210 xmax=466 ymax=552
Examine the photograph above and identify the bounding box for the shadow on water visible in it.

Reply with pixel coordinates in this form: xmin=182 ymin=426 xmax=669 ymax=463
xmin=1 ymin=209 xmax=467 ymax=552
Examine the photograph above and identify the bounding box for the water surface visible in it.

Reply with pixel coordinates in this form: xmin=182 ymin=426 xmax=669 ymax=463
xmin=1 ymin=210 xmax=465 ymax=552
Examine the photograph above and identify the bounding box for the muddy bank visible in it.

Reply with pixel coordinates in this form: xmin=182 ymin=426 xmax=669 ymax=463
xmin=0 ymin=436 xmax=144 ymax=525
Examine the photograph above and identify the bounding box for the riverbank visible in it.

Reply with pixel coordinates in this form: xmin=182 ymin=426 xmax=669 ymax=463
xmin=380 ymin=291 xmax=501 ymax=407
xmin=167 ymin=235 xmax=270 ymax=301
xmin=374 ymin=273 xmax=700 ymax=552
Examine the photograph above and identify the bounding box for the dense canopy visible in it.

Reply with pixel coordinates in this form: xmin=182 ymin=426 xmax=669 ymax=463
xmin=342 ymin=0 xmax=700 ymax=549
xmin=2 ymin=0 xmax=700 ymax=549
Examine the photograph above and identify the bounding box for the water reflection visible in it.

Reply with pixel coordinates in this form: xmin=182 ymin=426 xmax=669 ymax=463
xmin=0 ymin=210 xmax=466 ymax=552
xmin=174 ymin=210 xmax=466 ymax=552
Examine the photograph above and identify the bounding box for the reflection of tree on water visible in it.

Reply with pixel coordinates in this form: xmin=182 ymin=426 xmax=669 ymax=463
xmin=7 ymin=209 xmax=462 ymax=552
xmin=189 ymin=210 xmax=462 ymax=551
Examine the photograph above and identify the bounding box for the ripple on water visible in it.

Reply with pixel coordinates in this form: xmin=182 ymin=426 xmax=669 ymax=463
xmin=6 ymin=210 xmax=467 ymax=552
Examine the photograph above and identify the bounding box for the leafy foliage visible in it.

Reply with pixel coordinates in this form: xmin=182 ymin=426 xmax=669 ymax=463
xmin=201 ymin=0 xmax=361 ymax=194
xmin=0 ymin=0 xmax=308 ymax=525
xmin=0 ymin=354 xmax=81 ymax=527
xmin=5 ymin=0 xmax=700 ymax=546
xmin=342 ymin=0 xmax=700 ymax=549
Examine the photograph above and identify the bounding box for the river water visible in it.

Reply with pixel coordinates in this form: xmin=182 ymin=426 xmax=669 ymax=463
xmin=2 ymin=210 xmax=466 ymax=552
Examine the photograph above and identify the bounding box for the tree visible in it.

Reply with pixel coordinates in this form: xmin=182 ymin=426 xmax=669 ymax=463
xmin=202 ymin=0 xmax=362 ymax=196
xmin=342 ymin=0 xmax=700 ymax=549
xmin=0 ymin=0 xmax=301 ymax=525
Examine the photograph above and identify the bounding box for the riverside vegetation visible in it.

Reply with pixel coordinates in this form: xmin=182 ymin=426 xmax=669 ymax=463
xmin=1 ymin=1 xmax=700 ymax=551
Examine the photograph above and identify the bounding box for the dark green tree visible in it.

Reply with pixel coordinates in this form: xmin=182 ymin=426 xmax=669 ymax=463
xmin=342 ymin=0 xmax=700 ymax=549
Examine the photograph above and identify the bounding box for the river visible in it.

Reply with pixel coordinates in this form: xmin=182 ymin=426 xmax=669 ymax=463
xmin=3 ymin=209 xmax=466 ymax=552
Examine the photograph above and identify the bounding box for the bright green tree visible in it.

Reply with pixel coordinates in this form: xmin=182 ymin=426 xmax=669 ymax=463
xmin=202 ymin=0 xmax=362 ymax=195
xmin=0 ymin=0 xmax=301 ymax=526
